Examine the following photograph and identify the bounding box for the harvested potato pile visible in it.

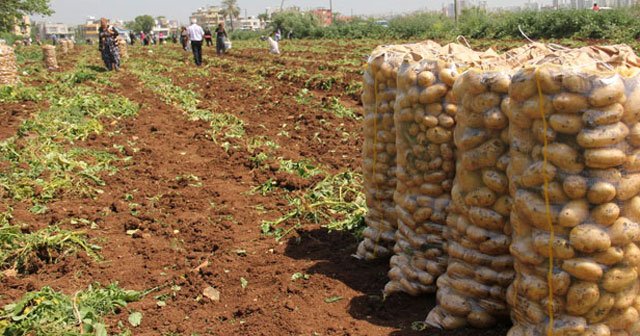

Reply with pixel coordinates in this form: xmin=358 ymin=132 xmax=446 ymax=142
xmin=0 ymin=45 xmax=18 ymax=85
xmin=383 ymin=44 xmax=477 ymax=296
xmin=358 ymin=42 xmax=441 ymax=260
xmin=507 ymin=47 xmax=640 ymax=336
xmin=42 ymin=45 xmax=58 ymax=70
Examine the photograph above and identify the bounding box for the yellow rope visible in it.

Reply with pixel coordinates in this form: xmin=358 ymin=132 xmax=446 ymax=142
xmin=534 ymin=67 xmax=555 ymax=336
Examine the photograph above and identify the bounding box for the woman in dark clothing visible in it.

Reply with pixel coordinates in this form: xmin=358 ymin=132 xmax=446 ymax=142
xmin=180 ymin=27 xmax=189 ymax=51
xmin=98 ymin=18 xmax=120 ymax=71
xmin=204 ymin=28 xmax=213 ymax=46
xmin=214 ymin=23 xmax=228 ymax=55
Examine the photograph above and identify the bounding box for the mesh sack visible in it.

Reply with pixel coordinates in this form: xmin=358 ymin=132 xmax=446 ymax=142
xmin=42 ymin=45 xmax=58 ymax=70
xmin=506 ymin=46 xmax=640 ymax=336
xmin=357 ymin=41 xmax=441 ymax=260
xmin=0 ymin=45 xmax=18 ymax=85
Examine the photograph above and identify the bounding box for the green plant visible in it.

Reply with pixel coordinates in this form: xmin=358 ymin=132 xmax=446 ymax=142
xmin=261 ymin=171 xmax=366 ymax=240
xmin=0 ymin=283 xmax=143 ymax=335
xmin=0 ymin=224 xmax=101 ymax=273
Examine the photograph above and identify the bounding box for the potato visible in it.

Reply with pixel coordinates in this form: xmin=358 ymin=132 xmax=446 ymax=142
xmin=549 ymin=114 xmax=583 ymax=134
xmin=468 ymin=207 xmax=504 ymax=231
xmin=606 ymin=307 xmax=638 ymax=331
xmin=472 ymin=92 xmax=502 ymax=113
xmin=622 ymin=197 xmax=640 ymax=222
xmin=515 ymin=190 xmax=559 ymax=230
xmin=602 ymin=267 xmax=638 ymax=293
xmin=608 ymin=217 xmax=640 ymax=246
xmin=467 ymin=310 xmax=497 ymax=328
xmin=547 ymin=182 xmax=570 ymax=204
xmin=585 ymin=149 xmax=627 ymax=169
xmin=577 ymin=122 xmax=629 ymax=148
xmin=586 ymin=292 xmax=616 ymax=324
xmin=483 ymin=107 xmax=508 ymax=130
xmin=587 ymin=181 xmax=617 ymax=204
xmin=592 ymin=203 xmax=620 ymax=226
xmin=426 ymin=126 xmax=453 ymax=144
xmin=583 ymin=324 xmax=611 ymax=336
xmin=623 ymin=85 xmax=640 ymax=124
xmin=522 ymin=96 xmax=553 ymax=119
xmin=417 ymin=70 xmax=436 ymax=87
xmin=553 ymin=92 xmax=590 ymax=114
xmin=532 ymin=231 xmax=575 ymax=259
xmin=520 ymin=161 xmax=556 ymax=188
xmin=562 ymin=258 xmax=604 ymax=281
xmin=461 ymin=139 xmax=506 ymax=171
xmin=593 ymin=246 xmax=624 ymax=265
xmin=563 ymin=72 xmax=592 ymax=93
xmin=439 ymin=68 xmax=458 ymax=87
xmin=589 ymin=76 xmax=625 ymax=107
xmin=537 ymin=67 xmax=562 ymax=94
xmin=583 ymin=103 xmax=624 ymax=127
xmin=617 ymin=174 xmax=640 ymax=201
xmin=439 ymin=288 xmax=472 ymax=316
xmin=457 ymin=127 xmax=488 ymax=150
xmin=570 ymin=224 xmax=611 ymax=253
xmin=482 ymin=169 xmax=508 ymax=194
xmin=509 ymin=102 xmax=533 ymax=128
xmin=546 ymin=315 xmax=587 ymax=336
xmin=629 ymin=123 xmax=640 ymax=146
xmin=563 ymin=175 xmax=588 ymax=199
xmin=420 ymin=83 xmax=448 ymax=104
xmin=623 ymin=243 xmax=640 ymax=266
xmin=510 ymin=71 xmax=537 ymax=102
xmin=493 ymin=195 xmax=512 ymax=217
xmin=546 ymin=143 xmax=584 ymax=174
xmin=510 ymin=238 xmax=545 ymax=265
xmin=614 ymin=281 xmax=638 ymax=309
xmin=566 ymin=281 xmax=600 ymax=315
xmin=518 ymin=274 xmax=548 ymax=301
xmin=558 ymin=199 xmax=589 ymax=227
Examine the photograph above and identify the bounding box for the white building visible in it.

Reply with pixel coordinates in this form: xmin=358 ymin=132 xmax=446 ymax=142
xmin=38 ymin=22 xmax=74 ymax=40
xmin=236 ymin=16 xmax=264 ymax=31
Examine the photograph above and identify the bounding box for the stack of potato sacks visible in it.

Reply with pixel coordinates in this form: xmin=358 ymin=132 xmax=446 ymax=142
xmin=507 ymin=46 xmax=640 ymax=336
xmin=360 ymin=41 xmax=640 ymax=335
xmin=383 ymin=43 xmax=479 ymax=296
xmin=0 ymin=44 xmax=18 ymax=85
xmin=42 ymin=45 xmax=58 ymax=70
xmin=357 ymin=42 xmax=441 ymax=260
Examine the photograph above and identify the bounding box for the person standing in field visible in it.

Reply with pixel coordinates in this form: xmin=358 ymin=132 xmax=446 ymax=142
xmin=215 ymin=23 xmax=228 ymax=55
xmin=187 ymin=19 xmax=205 ymax=66
xmin=180 ymin=27 xmax=189 ymax=51
xmin=204 ymin=28 xmax=213 ymax=47
xmin=592 ymin=3 xmax=600 ymax=11
xmin=98 ymin=18 xmax=120 ymax=71
xmin=129 ymin=31 xmax=136 ymax=45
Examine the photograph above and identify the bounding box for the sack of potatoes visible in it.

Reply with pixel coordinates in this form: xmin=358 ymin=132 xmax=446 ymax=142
xmin=426 ymin=67 xmax=514 ymax=329
xmin=357 ymin=42 xmax=442 ymax=261
xmin=0 ymin=45 xmax=18 ymax=85
xmin=42 ymin=45 xmax=58 ymax=71
xmin=383 ymin=54 xmax=462 ymax=297
xmin=507 ymin=48 xmax=640 ymax=336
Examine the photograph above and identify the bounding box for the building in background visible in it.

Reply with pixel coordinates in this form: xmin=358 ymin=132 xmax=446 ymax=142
xmin=13 ymin=16 xmax=31 ymax=37
xmin=37 ymin=22 xmax=74 ymax=41
xmin=76 ymin=17 xmax=100 ymax=43
xmin=311 ymin=8 xmax=333 ymax=26
xmin=190 ymin=6 xmax=224 ymax=28
xmin=236 ymin=16 xmax=264 ymax=31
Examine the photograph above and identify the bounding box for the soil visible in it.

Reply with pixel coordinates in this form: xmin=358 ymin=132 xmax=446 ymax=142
xmin=0 ymin=42 xmax=511 ymax=336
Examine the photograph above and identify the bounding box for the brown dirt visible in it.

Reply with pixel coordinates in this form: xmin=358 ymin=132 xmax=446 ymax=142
xmin=0 ymin=43 xmax=511 ymax=336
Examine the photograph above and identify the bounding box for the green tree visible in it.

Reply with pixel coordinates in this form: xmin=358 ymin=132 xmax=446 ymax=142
xmin=269 ymin=11 xmax=319 ymax=37
xmin=257 ymin=13 xmax=268 ymax=22
xmin=126 ymin=15 xmax=155 ymax=34
xmin=220 ymin=0 xmax=240 ymax=30
xmin=0 ymin=0 xmax=53 ymax=32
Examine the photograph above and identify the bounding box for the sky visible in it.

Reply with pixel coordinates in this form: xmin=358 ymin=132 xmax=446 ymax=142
xmin=37 ymin=0 xmax=530 ymax=25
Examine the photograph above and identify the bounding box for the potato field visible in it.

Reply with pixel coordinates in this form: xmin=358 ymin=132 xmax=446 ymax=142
xmin=3 ymin=36 xmax=640 ymax=336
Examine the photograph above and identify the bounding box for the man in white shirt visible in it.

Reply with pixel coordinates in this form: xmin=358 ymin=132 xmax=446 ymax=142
xmin=186 ymin=18 xmax=205 ymax=66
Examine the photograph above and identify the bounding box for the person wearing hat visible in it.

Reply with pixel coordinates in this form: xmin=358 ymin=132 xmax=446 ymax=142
xmin=186 ymin=18 xmax=205 ymax=66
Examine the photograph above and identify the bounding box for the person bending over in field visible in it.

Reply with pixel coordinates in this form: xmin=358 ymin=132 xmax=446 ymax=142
xmin=215 ymin=23 xmax=228 ymax=55
xmin=98 ymin=18 xmax=120 ymax=71
xmin=187 ymin=19 xmax=205 ymax=66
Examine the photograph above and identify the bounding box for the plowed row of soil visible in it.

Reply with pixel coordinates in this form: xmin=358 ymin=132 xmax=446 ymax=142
xmin=0 ymin=42 xmax=509 ymax=335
